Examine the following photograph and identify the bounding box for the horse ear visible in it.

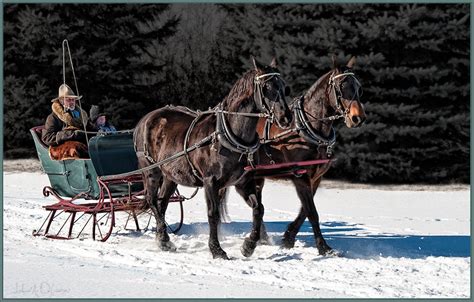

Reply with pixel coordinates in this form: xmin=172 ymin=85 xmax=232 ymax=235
xmin=252 ymin=56 xmax=264 ymax=71
xmin=270 ymin=57 xmax=278 ymax=68
xmin=347 ymin=56 xmax=356 ymax=68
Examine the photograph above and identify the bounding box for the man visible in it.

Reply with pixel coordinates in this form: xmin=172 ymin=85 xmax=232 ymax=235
xmin=42 ymin=84 xmax=91 ymax=159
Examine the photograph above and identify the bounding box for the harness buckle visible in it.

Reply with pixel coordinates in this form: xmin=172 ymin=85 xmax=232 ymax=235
xmin=326 ymin=144 xmax=334 ymax=158
xmin=247 ymin=152 xmax=256 ymax=169
xmin=210 ymin=132 xmax=218 ymax=152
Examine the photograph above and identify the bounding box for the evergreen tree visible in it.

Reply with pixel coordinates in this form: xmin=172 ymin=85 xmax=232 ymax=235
xmin=4 ymin=4 xmax=178 ymax=156
xmin=155 ymin=4 xmax=235 ymax=110
xmin=222 ymin=4 xmax=469 ymax=183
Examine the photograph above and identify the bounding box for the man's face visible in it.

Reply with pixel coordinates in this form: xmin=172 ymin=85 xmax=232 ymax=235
xmin=63 ymin=97 xmax=76 ymax=110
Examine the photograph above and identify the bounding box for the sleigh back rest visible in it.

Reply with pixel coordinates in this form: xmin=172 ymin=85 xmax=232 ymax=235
xmin=30 ymin=126 xmax=101 ymax=199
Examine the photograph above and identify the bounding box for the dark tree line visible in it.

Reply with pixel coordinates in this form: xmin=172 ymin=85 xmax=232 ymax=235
xmin=4 ymin=3 xmax=470 ymax=183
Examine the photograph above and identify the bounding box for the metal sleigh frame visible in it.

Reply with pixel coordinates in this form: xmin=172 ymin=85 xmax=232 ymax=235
xmin=33 ymin=173 xmax=189 ymax=242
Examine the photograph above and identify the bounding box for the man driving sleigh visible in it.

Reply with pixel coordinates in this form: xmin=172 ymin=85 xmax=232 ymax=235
xmin=41 ymin=83 xmax=92 ymax=160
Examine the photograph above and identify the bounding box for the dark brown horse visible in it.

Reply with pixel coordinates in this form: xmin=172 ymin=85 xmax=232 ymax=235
xmin=235 ymin=56 xmax=366 ymax=256
xmin=133 ymin=58 xmax=292 ymax=259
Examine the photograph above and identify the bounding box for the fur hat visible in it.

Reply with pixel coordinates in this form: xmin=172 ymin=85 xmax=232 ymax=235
xmin=90 ymin=105 xmax=105 ymax=123
xmin=51 ymin=84 xmax=83 ymax=103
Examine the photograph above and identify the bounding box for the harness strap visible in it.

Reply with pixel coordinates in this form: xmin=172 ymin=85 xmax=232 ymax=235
xmin=184 ymin=113 xmax=204 ymax=182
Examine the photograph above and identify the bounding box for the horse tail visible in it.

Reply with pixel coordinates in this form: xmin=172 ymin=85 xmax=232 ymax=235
xmin=219 ymin=188 xmax=231 ymax=223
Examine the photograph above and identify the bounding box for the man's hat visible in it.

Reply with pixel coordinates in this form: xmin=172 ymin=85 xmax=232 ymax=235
xmin=51 ymin=84 xmax=83 ymax=103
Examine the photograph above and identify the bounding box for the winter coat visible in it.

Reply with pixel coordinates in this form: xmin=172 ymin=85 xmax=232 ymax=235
xmin=41 ymin=100 xmax=91 ymax=146
xmin=97 ymin=123 xmax=117 ymax=133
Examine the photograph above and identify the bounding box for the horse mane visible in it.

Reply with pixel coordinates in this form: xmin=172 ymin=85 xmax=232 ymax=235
xmin=304 ymin=69 xmax=333 ymax=100
xmin=221 ymin=70 xmax=256 ymax=111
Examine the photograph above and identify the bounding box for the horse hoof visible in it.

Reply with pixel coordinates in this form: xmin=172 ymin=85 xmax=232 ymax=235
xmin=318 ymin=245 xmax=335 ymax=256
xmin=281 ymin=237 xmax=295 ymax=249
xmin=212 ymin=250 xmax=229 ymax=260
xmin=241 ymin=239 xmax=257 ymax=257
xmin=159 ymin=241 xmax=177 ymax=252
xmin=325 ymin=249 xmax=342 ymax=257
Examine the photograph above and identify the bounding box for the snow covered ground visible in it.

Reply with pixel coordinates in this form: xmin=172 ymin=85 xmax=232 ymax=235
xmin=3 ymin=172 xmax=470 ymax=298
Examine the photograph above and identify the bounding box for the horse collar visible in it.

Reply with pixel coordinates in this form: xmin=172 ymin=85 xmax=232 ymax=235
xmin=215 ymin=104 xmax=260 ymax=166
xmin=294 ymin=96 xmax=336 ymax=156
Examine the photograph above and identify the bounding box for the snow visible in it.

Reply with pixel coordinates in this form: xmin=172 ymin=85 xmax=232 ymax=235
xmin=3 ymin=172 xmax=470 ymax=298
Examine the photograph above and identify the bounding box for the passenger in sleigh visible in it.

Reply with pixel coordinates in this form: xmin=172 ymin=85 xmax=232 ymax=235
xmin=89 ymin=105 xmax=117 ymax=133
xmin=41 ymin=84 xmax=93 ymax=160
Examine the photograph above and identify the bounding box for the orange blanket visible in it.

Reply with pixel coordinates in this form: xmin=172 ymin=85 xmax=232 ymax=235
xmin=49 ymin=141 xmax=89 ymax=160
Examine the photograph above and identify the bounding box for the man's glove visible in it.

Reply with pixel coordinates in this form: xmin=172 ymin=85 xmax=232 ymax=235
xmin=56 ymin=130 xmax=75 ymax=143
xmin=56 ymin=129 xmax=85 ymax=144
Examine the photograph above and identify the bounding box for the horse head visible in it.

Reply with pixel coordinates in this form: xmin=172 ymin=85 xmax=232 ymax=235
xmin=252 ymin=57 xmax=292 ymax=129
xmin=329 ymin=56 xmax=366 ymax=128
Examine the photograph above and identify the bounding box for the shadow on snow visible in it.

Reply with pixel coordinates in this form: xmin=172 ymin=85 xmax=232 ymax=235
xmin=173 ymin=220 xmax=470 ymax=259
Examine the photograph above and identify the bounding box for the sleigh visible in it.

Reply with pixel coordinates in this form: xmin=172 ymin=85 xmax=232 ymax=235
xmin=30 ymin=126 xmax=192 ymax=242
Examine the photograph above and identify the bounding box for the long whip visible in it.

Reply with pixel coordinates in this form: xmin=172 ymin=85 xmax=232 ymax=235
xmin=62 ymin=39 xmax=89 ymax=145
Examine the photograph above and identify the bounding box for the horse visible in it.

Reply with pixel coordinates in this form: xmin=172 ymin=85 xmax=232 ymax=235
xmin=133 ymin=58 xmax=292 ymax=259
xmin=234 ymin=56 xmax=366 ymax=256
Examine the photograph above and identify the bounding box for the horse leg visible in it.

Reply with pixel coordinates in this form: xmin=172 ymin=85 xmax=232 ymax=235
xmin=203 ymin=178 xmax=228 ymax=260
xmin=255 ymin=179 xmax=270 ymax=244
xmin=155 ymin=177 xmax=178 ymax=251
xmin=291 ymin=176 xmax=332 ymax=255
xmin=235 ymin=178 xmax=264 ymax=257
xmin=282 ymin=177 xmax=323 ymax=249
xmin=141 ymin=167 xmax=167 ymax=250
xmin=282 ymin=207 xmax=306 ymax=249
xmin=238 ymin=178 xmax=270 ymax=245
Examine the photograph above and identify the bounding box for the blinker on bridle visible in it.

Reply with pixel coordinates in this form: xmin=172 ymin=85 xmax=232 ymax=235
xmin=328 ymin=71 xmax=362 ymax=123
xmin=254 ymin=72 xmax=288 ymax=127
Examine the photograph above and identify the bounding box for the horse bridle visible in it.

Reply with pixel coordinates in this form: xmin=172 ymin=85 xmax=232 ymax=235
xmin=328 ymin=71 xmax=363 ymax=124
xmin=253 ymin=72 xmax=289 ymax=127
xmin=261 ymin=71 xmax=364 ymax=159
